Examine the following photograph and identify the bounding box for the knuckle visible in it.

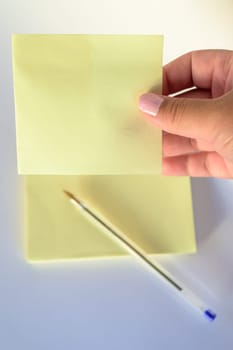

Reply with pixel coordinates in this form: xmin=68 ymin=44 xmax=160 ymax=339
xmin=163 ymin=98 xmax=188 ymax=131
xmin=189 ymin=137 xmax=198 ymax=151
xmin=220 ymin=134 xmax=233 ymax=161
xmin=213 ymin=94 xmax=233 ymax=160
xmin=202 ymin=154 xmax=212 ymax=177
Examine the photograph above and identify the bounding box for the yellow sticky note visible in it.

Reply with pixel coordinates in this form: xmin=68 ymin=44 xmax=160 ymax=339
xmin=25 ymin=175 xmax=196 ymax=262
xmin=12 ymin=34 xmax=163 ymax=175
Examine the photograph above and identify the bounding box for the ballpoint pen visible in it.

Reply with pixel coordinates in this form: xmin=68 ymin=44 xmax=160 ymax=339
xmin=64 ymin=190 xmax=216 ymax=321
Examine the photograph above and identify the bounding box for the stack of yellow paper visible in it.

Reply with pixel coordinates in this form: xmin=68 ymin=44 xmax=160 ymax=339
xmin=12 ymin=34 xmax=196 ymax=262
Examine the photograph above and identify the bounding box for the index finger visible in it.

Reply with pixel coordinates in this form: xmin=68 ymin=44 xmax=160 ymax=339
xmin=162 ymin=49 xmax=229 ymax=96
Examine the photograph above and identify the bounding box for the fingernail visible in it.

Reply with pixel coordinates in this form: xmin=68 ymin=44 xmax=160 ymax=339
xmin=138 ymin=93 xmax=164 ymax=117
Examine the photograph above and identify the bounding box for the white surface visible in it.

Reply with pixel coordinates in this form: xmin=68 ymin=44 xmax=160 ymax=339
xmin=1 ymin=0 xmax=233 ymax=349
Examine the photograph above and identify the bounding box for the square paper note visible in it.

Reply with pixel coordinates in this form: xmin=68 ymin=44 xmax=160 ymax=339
xmin=25 ymin=175 xmax=196 ymax=261
xmin=13 ymin=34 xmax=163 ymax=175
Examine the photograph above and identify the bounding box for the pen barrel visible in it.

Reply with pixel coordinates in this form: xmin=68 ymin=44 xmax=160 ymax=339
xmin=70 ymin=197 xmax=216 ymax=321
xmin=181 ymin=289 xmax=205 ymax=312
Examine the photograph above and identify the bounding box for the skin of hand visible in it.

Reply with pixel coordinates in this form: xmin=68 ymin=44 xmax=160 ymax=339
xmin=138 ymin=50 xmax=233 ymax=178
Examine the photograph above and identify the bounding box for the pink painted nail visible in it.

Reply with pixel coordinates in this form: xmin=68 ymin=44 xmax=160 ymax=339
xmin=138 ymin=93 xmax=164 ymax=117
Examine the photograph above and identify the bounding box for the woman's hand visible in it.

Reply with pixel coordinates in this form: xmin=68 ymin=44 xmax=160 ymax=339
xmin=139 ymin=50 xmax=233 ymax=178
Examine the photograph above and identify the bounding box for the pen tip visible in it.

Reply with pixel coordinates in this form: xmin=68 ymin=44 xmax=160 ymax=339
xmin=63 ymin=189 xmax=71 ymax=197
xmin=63 ymin=190 xmax=75 ymax=200
xmin=63 ymin=190 xmax=82 ymax=205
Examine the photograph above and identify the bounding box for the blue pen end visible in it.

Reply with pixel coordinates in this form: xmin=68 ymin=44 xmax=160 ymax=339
xmin=204 ymin=309 xmax=217 ymax=321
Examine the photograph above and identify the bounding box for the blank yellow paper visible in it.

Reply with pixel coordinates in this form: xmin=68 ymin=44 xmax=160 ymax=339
xmin=13 ymin=34 xmax=163 ymax=175
xmin=25 ymin=175 xmax=196 ymax=261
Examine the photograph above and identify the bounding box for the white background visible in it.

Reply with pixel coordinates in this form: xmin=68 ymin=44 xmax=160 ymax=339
xmin=0 ymin=0 xmax=233 ymax=349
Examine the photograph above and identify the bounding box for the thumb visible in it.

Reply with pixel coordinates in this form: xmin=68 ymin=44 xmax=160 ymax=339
xmin=138 ymin=92 xmax=223 ymax=143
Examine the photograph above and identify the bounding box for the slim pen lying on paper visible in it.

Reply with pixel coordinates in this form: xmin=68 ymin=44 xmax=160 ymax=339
xmin=64 ymin=190 xmax=216 ymax=321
